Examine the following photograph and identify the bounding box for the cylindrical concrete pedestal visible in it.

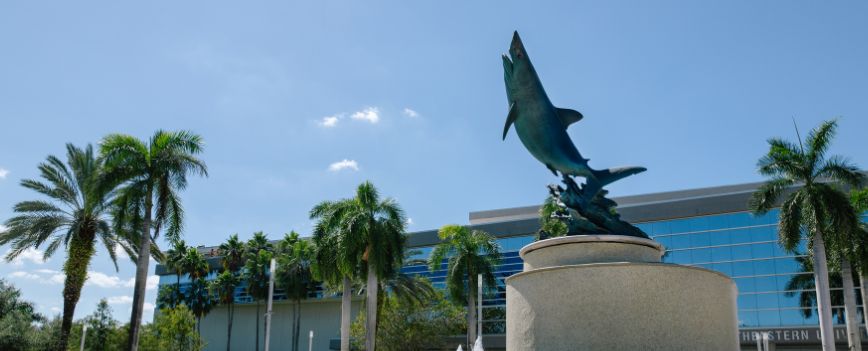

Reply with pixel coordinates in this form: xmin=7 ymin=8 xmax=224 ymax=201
xmin=506 ymin=235 xmax=739 ymax=351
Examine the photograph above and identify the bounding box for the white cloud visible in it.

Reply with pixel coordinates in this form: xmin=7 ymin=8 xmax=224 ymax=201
xmin=328 ymin=159 xmax=359 ymax=172
xmin=9 ymin=271 xmax=40 ymax=280
xmin=318 ymin=115 xmax=340 ymax=128
xmin=402 ymin=108 xmax=419 ymax=118
xmin=87 ymin=271 xmax=134 ymax=288
xmin=146 ymin=275 xmax=159 ymax=290
xmin=114 ymin=244 xmax=129 ymax=260
xmin=0 ymin=168 xmax=8 ymax=179
xmin=350 ymin=107 xmax=380 ymax=124
xmin=143 ymin=302 xmax=155 ymax=312
xmin=8 ymin=269 xmax=62 ymax=284
xmin=50 ymin=306 xmax=61 ymax=313
xmin=0 ymin=225 xmax=6 ymax=232
xmin=7 ymin=248 xmax=49 ymax=265
xmin=107 ymin=295 xmax=134 ymax=305
xmin=406 ymin=217 xmax=414 ymax=225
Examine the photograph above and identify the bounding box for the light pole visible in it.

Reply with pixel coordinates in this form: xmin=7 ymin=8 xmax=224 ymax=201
xmin=477 ymin=273 xmax=483 ymax=349
xmin=79 ymin=325 xmax=88 ymax=351
xmin=308 ymin=330 xmax=314 ymax=351
xmin=264 ymin=258 xmax=276 ymax=351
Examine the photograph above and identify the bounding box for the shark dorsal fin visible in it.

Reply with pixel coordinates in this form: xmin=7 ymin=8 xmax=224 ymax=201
xmin=503 ymin=103 xmax=519 ymax=140
xmin=556 ymin=107 xmax=583 ymax=129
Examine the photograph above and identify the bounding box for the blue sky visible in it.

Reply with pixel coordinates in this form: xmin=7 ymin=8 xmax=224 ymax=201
xmin=1 ymin=1 xmax=866 ymax=322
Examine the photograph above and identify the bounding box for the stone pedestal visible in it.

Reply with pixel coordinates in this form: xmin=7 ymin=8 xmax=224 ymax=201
xmin=506 ymin=235 xmax=739 ymax=351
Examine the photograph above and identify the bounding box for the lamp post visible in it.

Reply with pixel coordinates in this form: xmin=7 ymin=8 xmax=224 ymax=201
xmin=79 ymin=325 xmax=88 ymax=351
xmin=477 ymin=274 xmax=482 ymax=338
xmin=264 ymin=258 xmax=276 ymax=351
xmin=308 ymin=330 xmax=314 ymax=351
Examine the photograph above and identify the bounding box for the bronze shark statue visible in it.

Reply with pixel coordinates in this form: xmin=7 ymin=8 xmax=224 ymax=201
xmin=501 ymin=31 xmax=648 ymax=238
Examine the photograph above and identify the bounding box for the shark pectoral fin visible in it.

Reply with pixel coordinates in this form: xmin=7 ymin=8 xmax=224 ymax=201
xmin=556 ymin=107 xmax=584 ymax=129
xmin=545 ymin=164 xmax=559 ymax=177
xmin=503 ymin=102 xmax=519 ymax=140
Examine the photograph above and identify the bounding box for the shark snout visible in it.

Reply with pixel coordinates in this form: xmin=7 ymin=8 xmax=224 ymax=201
xmin=510 ymin=31 xmax=525 ymax=60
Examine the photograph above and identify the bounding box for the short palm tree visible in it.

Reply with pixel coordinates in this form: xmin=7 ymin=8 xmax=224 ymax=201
xmin=0 ymin=144 xmax=122 ymax=351
xmin=100 ymin=130 xmax=207 ymax=351
xmin=428 ymin=224 xmax=501 ymax=348
xmin=242 ymin=232 xmax=273 ymax=351
xmin=749 ymin=119 xmax=864 ymax=351
xmin=310 ymin=181 xmax=407 ymax=351
xmin=275 ymin=232 xmax=317 ymax=351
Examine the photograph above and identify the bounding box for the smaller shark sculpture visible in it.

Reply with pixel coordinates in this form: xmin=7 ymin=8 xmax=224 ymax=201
xmin=501 ymin=31 xmax=648 ymax=238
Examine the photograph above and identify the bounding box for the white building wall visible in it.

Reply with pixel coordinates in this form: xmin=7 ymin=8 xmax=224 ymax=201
xmin=199 ymin=298 xmax=363 ymax=351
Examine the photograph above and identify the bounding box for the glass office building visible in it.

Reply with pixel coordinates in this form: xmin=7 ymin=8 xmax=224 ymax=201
xmin=155 ymin=180 xmax=868 ymax=350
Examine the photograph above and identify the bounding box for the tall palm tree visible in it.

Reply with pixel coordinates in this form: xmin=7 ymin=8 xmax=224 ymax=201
xmin=163 ymin=239 xmax=190 ymax=308
xmin=310 ymin=222 xmax=357 ymax=351
xmin=178 ymin=247 xmax=213 ymax=335
xmin=310 ymin=181 xmax=407 ymax=351
xmin=242 ymin=232 xmax=273 ymax=351
xmin=100 ymin=130 xmax=207 ymax=351
xmin=428 ymin=224 xmax=501 ymax=348
xmin=847 ymin=188 xmax=868 ymax=336
xmin=749 ymin=119 xmax=864 ymax=351
xmin=210 ymin=270 xmax=239 ymax=351
xmin=0 ymin=144 xmax=124 ymax=351
xmin=275 ymin=232 xmax=317 ymax=351
xmin=219 ymin=234 xmax=246 ymax=272
xmin=215 ymin=234 xmax=245 ymax=351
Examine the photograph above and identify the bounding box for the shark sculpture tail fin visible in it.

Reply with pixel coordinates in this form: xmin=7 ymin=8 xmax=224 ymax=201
xmin=591 ymin=166 xmax=647 ymax=188
xmin=582 ymin=166 xmax=647 ymax=199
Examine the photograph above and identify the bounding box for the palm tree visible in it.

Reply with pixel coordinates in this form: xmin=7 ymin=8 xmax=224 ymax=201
xmin=215 ymin=234 xmax=245 ymax=351
xmin=220 ymin=234 xmax=246 ymax=272
xmin=163 ymin=239 xmax=190 ymax=308
xmin=310 ymin=181 xmax=406 ymax=351
xmin=847 ymin=188 xmax=868 ymax=336
xmin=310 ymin=222 xmax=357 ymax=351
xmin=242 ymin=232 xmax=273 ymax=351
xmin=100 ymin=130 xmax=207 ymax=351
xmin=0 ymin=144 xmax=122 ymax=351
xmin=749 ymin=119 xmax=864 ymax=351
xmin=275 ymin=232 xmax=317 ymax=351
xmin=784 ymin=255 xmax=845 ymax=323
xmin=178 ymin=247 xmax=213 ymax=335
xmin=210 ymin=270 xmax=239 ymax=351
xmin=428 ymin=224 xmax=501 ymax=348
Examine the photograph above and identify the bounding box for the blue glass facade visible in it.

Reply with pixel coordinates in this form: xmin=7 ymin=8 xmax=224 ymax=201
xmin=402 ymin=210 xmax=868 ymax=334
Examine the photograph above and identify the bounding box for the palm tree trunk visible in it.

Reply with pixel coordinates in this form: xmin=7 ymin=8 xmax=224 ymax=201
xmin=365 ymin=263 xmax=379 ymax=351
xmin=813 ymin=233 xmax=837 ymax=351
xmin=340 ymin=276 xmax=351 ymax=351
xmin=842 ymin=257 xmax=863 ymax=351
xmin=294 ymin=299 xmax=302 ymax=351
xmin=467 ymin=278 xmax=477 ymax=349
xmin=57 ymin=233 xmax=96 ymax=351
xmin=226 ymin=303 xmax=233 ymax=351
xmin=861 ymin=272 xmax=868 ymax=336
xmin=255 ymin=300 xmax=261 ymax=351
xmin=128 ymin=195 xmax=153 ymax=351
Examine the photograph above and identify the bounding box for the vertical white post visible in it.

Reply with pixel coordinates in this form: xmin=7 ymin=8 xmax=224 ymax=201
xmin=308 ymin=330 xmax=314 ymax=351
xmin=79 ymin=325 xmax=88 ymax=351
xmin=761 ymin=332 xmax=770 ymax=351
xmin=477 ymin=274 xmax=482 ymax=340
xmin=264 ymin=258 xmax=276 ymax=351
